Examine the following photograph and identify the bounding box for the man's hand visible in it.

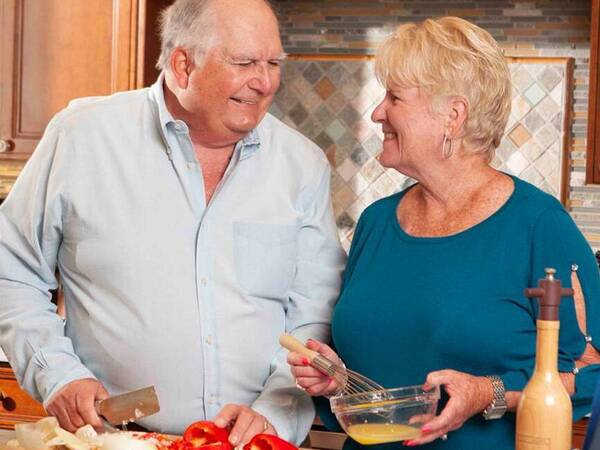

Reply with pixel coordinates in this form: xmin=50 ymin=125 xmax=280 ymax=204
xmin=45 ymin=378 xmax=109 ymax=432
xmin=214 ymin=404 xmax=276 ymax=447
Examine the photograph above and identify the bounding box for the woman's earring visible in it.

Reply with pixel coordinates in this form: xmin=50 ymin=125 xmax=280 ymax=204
xmin=442 ymin=134 xmax=453 ymax=159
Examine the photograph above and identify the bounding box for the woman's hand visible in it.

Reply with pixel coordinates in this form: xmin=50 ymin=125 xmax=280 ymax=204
xmin=404 ymin=370 xmax=493 ymax=446
xmin=286 ymin=339 xmax=342 ymax=397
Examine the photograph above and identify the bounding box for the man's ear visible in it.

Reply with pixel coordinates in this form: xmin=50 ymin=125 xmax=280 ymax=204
xmin=169 ymin=48 xmax=192 ymax=89
xmin=446 ymin=96 xmax=468 ymax=139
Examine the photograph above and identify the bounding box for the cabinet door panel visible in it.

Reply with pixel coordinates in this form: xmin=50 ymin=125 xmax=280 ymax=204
xmin=0 ymin=0 xmax=138 ymax=159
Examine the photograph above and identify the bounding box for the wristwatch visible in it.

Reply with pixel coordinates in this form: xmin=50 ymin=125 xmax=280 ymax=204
xmin=482 ymin=376 xmax=507 ymax=420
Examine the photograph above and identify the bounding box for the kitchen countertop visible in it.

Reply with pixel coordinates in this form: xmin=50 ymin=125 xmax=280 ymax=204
xmin=0 ymin=430 xmax=317 ymax=449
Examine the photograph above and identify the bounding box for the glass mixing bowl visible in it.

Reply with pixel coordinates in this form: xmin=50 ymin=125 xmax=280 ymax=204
xmin=330 ymin=385 xmax=440 ymax=445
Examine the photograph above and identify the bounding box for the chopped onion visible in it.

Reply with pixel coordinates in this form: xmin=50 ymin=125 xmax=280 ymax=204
xmin=14 ymin=423 xmax=49 ymax=450
xmin=101 ymin=434 xmax=157 ymax=450
xmin=52 ymin=429 xmax=91 ymax=450
xmin=0 ymin=439 xmax=25 ymax=450
xmin=75 ymin=425 xmax=100 ymax=445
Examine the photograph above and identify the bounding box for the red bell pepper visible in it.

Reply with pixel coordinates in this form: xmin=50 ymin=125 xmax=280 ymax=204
xmin=170 ymin=441 xmax=233 ymax=450
xmin=168 ymin=438 xmax=194 ymax=450
xmin=183 ymin=421 xmax=231 ymax=448
xmin=243 ymin=434 xmax=298 ymax=450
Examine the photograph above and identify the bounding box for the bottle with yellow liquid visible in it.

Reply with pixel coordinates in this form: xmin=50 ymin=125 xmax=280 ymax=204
xmin=516 ymin=268 xmax=573 ymax=450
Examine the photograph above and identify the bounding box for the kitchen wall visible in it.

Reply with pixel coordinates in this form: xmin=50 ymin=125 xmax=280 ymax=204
xmin=0 ymin=1 xmax=593 ymax=248
xmin=274 ymin=0 xmax=596 ymax=247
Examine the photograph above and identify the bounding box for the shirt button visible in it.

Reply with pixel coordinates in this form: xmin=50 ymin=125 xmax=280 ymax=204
xmin=200 ymin=277 xmax=208 ymax=286
xmin=205 ymin=335 xmax=213 ymax=345
xmin=187 ymin=162 xmax=195 ymax=169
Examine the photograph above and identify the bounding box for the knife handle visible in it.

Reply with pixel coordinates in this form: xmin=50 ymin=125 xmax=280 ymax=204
xmin=95 ymin=400 xmax=119 ymax=432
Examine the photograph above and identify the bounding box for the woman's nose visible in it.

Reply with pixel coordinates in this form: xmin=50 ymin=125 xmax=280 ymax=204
xmin=371 ymin=99 xmax=387 ymax=123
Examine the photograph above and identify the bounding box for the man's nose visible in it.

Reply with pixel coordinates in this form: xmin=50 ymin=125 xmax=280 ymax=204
xmin=249 ymin=63 xmax=277 ymax=94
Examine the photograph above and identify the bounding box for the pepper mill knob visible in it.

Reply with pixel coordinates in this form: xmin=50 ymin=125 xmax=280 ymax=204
xmin=525 ymin=267 xmax=573 ymax=321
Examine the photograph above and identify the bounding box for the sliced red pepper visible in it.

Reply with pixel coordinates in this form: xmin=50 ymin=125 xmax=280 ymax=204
xmin=168 ymin=438 xmax=194 ymax=450
xmin=197 ymin=442 xmax=234 ymax=450
xmin=243 ymin=434 xmax=298 ymax=450
xmin=183 ymin=421 xmax=230 ymax=448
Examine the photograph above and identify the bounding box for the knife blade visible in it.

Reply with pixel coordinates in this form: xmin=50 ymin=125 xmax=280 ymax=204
xmin=96 ymin=386 xmax=160 ymax=426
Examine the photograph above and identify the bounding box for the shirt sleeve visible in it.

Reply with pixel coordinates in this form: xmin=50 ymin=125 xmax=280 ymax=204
xmin=0 ymin=117 xmax=96 ymax=404
xmin=530 ymin=206 xmax=600 ymax=420
xmin=252 ymin=163 xmax=346 ymax=444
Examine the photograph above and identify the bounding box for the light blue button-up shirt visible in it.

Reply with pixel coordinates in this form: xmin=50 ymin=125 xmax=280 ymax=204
xmin=0 ymin=77 xmax=345 ymax=440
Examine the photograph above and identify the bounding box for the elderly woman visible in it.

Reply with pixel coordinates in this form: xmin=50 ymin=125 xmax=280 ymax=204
xmin=288 ymin=17 xmax=600 ymax=449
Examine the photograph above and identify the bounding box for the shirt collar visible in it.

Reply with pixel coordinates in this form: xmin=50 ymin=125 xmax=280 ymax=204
xmin=150 ymin=73 xmax=180 ymax=138
xmin=239 ymin=128 xmax=260 ymax=160
xmin=150 ymin=73 xmax=261 ymax=159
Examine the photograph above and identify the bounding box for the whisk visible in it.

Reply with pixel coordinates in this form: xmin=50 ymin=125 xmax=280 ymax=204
xmin=279 ymin=334 xmax=385 ymax=396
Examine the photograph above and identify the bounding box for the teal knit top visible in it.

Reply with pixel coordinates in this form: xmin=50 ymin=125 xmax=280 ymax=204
xmin=317 ymin=176 xmax=600 ymax=450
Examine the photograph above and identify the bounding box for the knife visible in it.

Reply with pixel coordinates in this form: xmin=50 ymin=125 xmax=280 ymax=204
xmin=96 ymin=386 xmax=160 ymax=426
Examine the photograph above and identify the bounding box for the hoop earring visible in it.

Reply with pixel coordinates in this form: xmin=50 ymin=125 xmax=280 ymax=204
xmin=442 ymin=135 xmax=453 ymax=159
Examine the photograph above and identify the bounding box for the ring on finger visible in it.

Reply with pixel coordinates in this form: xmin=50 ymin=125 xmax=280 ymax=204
xmin=295 ymin=380 xmax=304 ymax=391
xmin=440 ymin=434 xmax=448 ymax=441
xmin=262 ymin=418 xmax=269 ymax=432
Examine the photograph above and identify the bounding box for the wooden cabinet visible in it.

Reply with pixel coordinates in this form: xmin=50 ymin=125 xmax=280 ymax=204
xmin=0 ymin=0 xmax=169 ymax=161
xmin=573 ymin=418 xmax=589 ymax=450
xmin=588 ymin=0 xmax=600 ymax=183
xmin=0 ymin=363 xmax=45 ymax=429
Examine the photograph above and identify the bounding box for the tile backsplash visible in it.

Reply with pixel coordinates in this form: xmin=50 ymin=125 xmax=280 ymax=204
xmin=271 ymin=57 xmax=571 ymax=251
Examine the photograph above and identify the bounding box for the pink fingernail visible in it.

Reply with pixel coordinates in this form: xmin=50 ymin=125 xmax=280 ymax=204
xmin=404 ymin=441 xmax=416 ymax=447
xmin=423 ymin=383 xmax=431 ymax=391
xmin=421 ymin=425 xmax=432 ymax=433
xmin=302 ymin=357 xmax=310 ymax=366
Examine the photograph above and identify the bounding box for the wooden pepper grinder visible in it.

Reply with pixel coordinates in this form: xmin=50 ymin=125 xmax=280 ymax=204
xmin=516 ymin=268 xmax=573 ymax=450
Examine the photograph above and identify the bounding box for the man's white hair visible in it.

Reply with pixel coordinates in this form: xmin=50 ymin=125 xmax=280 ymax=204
xmin=156 ymin=0 xmax=278 ymax=73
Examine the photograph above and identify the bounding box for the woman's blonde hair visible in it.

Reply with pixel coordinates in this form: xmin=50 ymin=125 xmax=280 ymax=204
xmin=375 ymin=16 xmax=511 ymax=161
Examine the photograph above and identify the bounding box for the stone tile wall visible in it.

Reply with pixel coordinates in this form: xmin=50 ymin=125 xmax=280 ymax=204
xmin=274 ymin=0 xmax=597 ymax=247
xmin=271 ymin=58 xmax=573 ymax=251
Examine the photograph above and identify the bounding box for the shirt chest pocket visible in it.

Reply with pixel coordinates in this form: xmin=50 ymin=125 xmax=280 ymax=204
xmin=233 ymin=222 xmax=298 ymax=299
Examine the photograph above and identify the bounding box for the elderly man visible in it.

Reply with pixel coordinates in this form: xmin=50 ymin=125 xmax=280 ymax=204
xmin=0 ymin=0 xmax=345 ymax=443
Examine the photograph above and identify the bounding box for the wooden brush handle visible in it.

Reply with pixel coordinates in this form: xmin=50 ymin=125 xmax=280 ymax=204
xmin=279 ymin=334 xmax=319 ymax=361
